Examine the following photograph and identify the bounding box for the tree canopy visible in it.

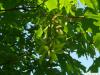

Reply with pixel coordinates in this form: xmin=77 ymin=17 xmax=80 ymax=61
xmin=0 ymin=0 xmax=100 ymax=75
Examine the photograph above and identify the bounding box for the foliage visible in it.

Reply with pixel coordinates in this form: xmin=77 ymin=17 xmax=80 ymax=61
xmin=0 ymin=0 xmax=100 ymax=75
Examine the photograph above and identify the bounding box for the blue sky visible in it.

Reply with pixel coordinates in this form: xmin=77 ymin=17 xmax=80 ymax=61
xmin=70 ymin=50 xmax=100 ymax=73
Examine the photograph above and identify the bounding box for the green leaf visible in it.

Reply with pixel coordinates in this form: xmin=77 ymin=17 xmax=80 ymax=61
xmin=38 ymin=0 xmax=43 ymax=4
xmin=93 ymin=33 xmax=100 ymax=51
xmin=0 ymin=3 xmax=5 ymax=13
xmin=63 ymin=25 xmax=68 ymax=33
xmin=50 ymin=52 xmax=58 ymax=61
xmin=80 ymin=0 xmax=85 ymax=5
xmin=86 ymin=28 xmax=92 ymax=32
xmin=85 ymin=12 xmax=100 ymax=20
xmin=59 ymin=0 xmax=66 ymax=9
xmin=81 ymin=0 xmax=98 ymax=9
xmin=45 ymin=0 xmax=57 ymax=10
xmin=54 ymin=40 xmax=64 ymax=54
xmin=94 ymin=21 xmax=100 ymax=26
xmin=35 ymin=27 xmax=43 ymax=38
xmin=0 ymin=3 xmax=4 ymax=10
xmin=85 ymin=0 xmax=94 ymax=9
xmin=85 ymin=12 xmax=100 ymax=26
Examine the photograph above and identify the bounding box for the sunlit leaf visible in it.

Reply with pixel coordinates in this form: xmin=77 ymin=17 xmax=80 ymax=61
xmin=0 ymin=3 xmax=5 ymax=13
xmin=85 ymin=12 xmax=100 ymax=20
xmin=45 ymin=0 xmax=57 ymax=10
xmin=35 ymin=27 xmax=43 ymax=38
xmin=80 ymin=0 xmax=85 ymax=5
xmin=86 ymin=28 xmax=92 ymax=32
xmin=63 ymin=25 xmax=68 ymax=33
xmin=93 ymin=33 xmax=100 ymax=51
xmin=82 ymin=0 xmax=98 ymax=9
